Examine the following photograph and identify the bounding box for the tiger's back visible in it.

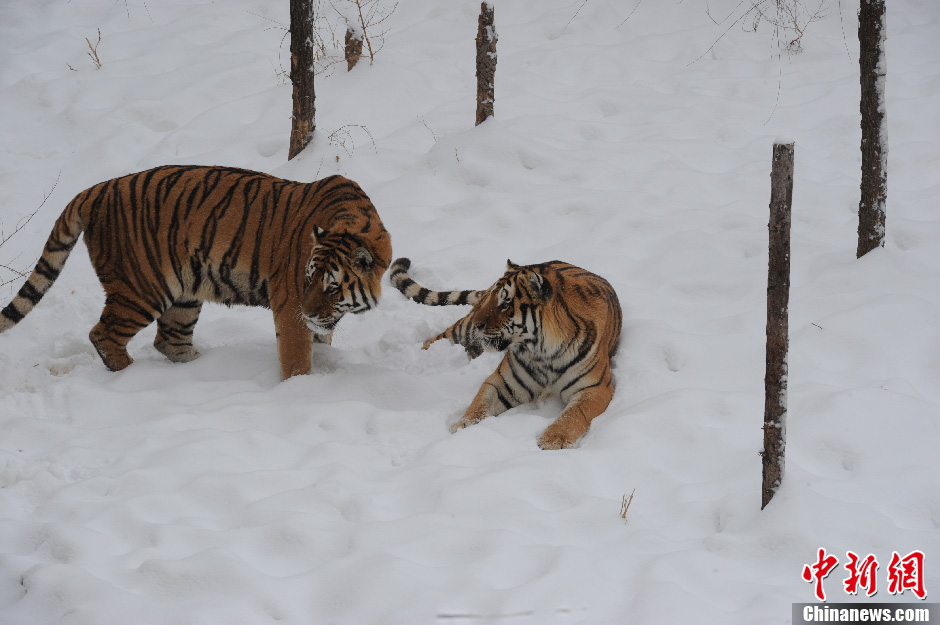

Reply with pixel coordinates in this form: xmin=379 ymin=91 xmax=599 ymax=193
xmin=78 ymin=166 xmax=390 ymax=309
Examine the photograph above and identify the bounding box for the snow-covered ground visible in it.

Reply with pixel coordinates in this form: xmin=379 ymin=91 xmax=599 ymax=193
xmin=1 ymin=1 xmax=938 ymax=623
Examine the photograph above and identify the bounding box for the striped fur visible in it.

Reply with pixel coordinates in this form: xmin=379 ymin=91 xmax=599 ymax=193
xmin=393 ymin=257 xmax=622 ymax=449
xmin=389 ymin=257 xmax=497 ymax=358
xmin=389 ymin=258 xmax=482 ymax=307
xmin=0 ymin=165 xmax=392 ymax=379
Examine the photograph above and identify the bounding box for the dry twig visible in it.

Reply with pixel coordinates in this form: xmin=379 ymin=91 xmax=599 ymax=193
xmin=86 ymin=29 xmax=103 ymax=69
xmin=328 ymin=124 xmax=376 ymax=158
xmin=620 ymin=489 xmax=636 ymax=521
xmin=331 ymin=0 xmax=397 ymax=64
xmin=1 ymin=173 xmax=60 ymax=288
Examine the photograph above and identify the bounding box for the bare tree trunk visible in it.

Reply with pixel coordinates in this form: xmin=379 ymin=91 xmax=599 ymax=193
xmin=857 ymin=0 xmax=887 ymax=258
xmin=762 ymin=142 xmax=794 ymax=510
xmin=289 ymin=0 xmax=316 ymax=160
xmin=475 ymin=2 xmax=497 ymax=126
xmin=345 ymin=26 xmax=363 ymax=71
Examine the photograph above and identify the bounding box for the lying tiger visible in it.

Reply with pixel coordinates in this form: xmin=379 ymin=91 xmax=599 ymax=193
xmin=390 ymin=257 xmax=622 ymax=449
xmin=0 ymin=165 xmax=392 ymax=379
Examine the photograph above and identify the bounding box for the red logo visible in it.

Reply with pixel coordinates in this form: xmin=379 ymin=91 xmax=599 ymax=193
xmin=802 ymin=549 xmax=926 ymax=601
xmin=802 ymin=548 xmax=840 ymax=601
xmin=887 ymin=551 xmax=927 ymax=600
xmin=844 ymin=552 xmax=879 ymax=597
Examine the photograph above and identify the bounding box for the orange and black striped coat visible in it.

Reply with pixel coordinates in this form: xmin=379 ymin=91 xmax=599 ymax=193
xmin=391 ymin=258 xmax=622 ymax=449
xmin=0 ymin=165 xmax=392 ymax=379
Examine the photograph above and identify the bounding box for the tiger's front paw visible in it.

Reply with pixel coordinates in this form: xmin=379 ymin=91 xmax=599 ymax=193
xmin=537 ymin=424 xmax=581 ymax=450
xmin=449 ymin=414 xmax=485 ymax=433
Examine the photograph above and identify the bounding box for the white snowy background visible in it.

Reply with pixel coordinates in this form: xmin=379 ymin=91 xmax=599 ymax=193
xmin=1 ymin=1 xmax=938 ymax=623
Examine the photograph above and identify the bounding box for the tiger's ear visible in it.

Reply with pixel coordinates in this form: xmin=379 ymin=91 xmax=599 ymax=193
xmin=507 ymin=259 xmax=520 ymax=271
xmin=352 ymin=247 xmax=374 ymax=270
xmin=311 ymin=226 xmax=327 ymax=244
xmin=529 ymin=272 xmax=552 ymax=301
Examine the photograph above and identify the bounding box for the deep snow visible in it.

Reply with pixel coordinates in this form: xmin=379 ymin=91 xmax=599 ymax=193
xmin=0 ymin=1 xmax=938 ymax=623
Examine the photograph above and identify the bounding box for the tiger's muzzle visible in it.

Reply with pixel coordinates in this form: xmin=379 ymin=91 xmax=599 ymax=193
xmin=475 ymin=322 xmax=512 ymax=351
xmin=303 ymin=315 xmax=338 ymax=335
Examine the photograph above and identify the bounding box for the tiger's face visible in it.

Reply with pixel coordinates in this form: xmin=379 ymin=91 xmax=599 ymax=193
xmin=301 ymin=227 xmax=382 ymax=335
xmin=469 ymin=261 xmax=552 ymax=351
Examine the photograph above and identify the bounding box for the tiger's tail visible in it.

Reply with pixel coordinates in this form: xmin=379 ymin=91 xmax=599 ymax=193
xmin=389 ymin=257 xmax=484 ymax=306
xmin=0 ymin=196 xmax=85 ymax=332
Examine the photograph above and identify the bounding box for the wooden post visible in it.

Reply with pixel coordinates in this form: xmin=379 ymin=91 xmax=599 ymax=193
xmin=857 ymin=0 xmax=887 ymax=258
xmin=762 ymin=142 xmax=794 ymax=510
xmin=345 ymin=26 xmax=363 ymax=71
xmin=288 ymin=0 xmax=316 ymax=160
xmin=475 ymin=2 xmax=497 ymax=126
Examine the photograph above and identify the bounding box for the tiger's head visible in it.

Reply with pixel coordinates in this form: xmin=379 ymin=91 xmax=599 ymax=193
xmin=469 ymin=260 xmax=554 ymax=351
xmin=301 ymin=226 xmax=385 ymax=335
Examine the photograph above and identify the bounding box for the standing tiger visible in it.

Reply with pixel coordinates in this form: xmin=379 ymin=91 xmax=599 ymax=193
xmin=390 ymin=257 xmax=622 ymax=449
xmin=0 ymin=165 xmax=392 ymax=380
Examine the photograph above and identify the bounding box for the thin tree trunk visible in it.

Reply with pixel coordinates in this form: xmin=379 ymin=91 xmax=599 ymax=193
xmin=762 ymin=142 xmax=794 ymax=510
xmin=289 ymin=0 xmax=316 ymax=160
xmin=857 ymin=0 xmax=887 ymax=258
xmin=475 ymin=2 xmax=497 ymax=126
xmin=345 ymin=26 xmax=363 ymax=71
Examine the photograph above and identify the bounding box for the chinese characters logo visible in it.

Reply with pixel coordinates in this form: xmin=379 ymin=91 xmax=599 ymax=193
xmin=802 ymin=549 xmax=926 ymax=601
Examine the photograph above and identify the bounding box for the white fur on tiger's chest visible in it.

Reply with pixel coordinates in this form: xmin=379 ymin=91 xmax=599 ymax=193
xmin=510 ymin=340 xmax=599 ymax=404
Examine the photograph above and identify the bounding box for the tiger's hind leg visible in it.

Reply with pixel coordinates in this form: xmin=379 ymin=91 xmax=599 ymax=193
xmin=89 ymin=294 xmax=163 ymax=371
xmin=154 ymin=301 xmax=203 ymax=363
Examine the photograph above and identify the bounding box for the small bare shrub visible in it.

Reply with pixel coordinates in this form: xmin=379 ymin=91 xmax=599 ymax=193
xmin=743 ymin=0 xmax=829 ymax=53
xmin=620 ymin=489 xmax=636 ymax=521
xmin=253 ymin=0 xmax=395 ymax=81
xmin=328 ymin=124 xmax=376 ymax=158
xmin=1 ymin=174 xmax=59 ymax=290
xmin=86 ymin=29 xmax=103 ymax=69
xmin=331 ymin=0 xmax=397 ymax=65
xmin=694 ymin=0 xmax=829 ymax=64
